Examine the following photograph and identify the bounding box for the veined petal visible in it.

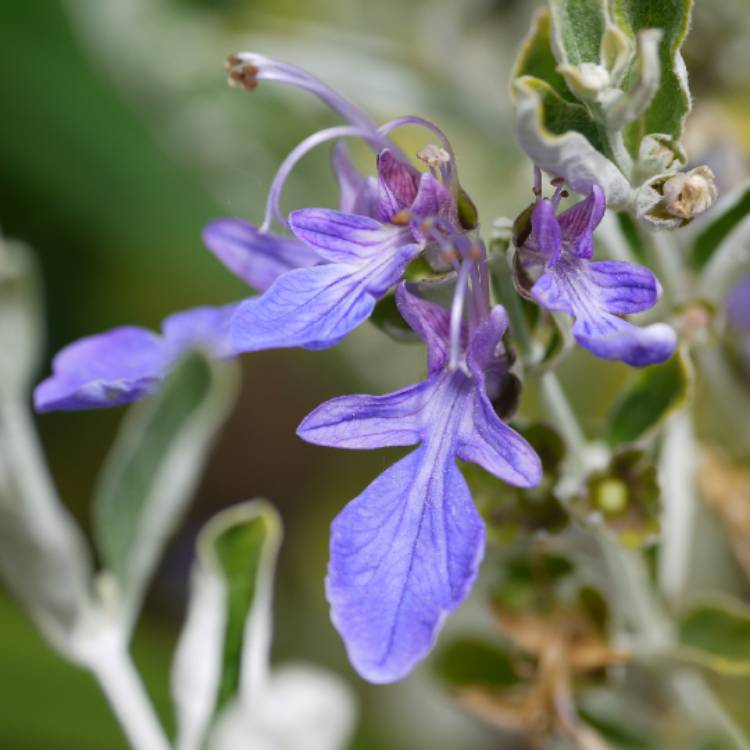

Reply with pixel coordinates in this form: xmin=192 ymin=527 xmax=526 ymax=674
xmin=34 ymin=327 xmax=168 ymax=412
xmin=327 ymin=445 xmax=485 ymax=683
xmin=202 ymin=219 xmax=316 ymax=292
xmin=410 ymin=173 xmax=454 ymax=219
xmin=395 ymin=284 xmax=451 ymax=373
xmin=531 ymin=199 xmax=562 ymax=266
xmin=377 ymin=149 xmax=421 ymax=222
xmin=558 ymin=186 xmax=605 ymax=259
xmin=297 ymin=379 xmax=434 ymax=449
xmin=456 ymin=393 xmax=542 ymax=487
xmin=466 ymin=306 xmax=510 ymax=386
xmin=230 ymin=264 xmax=373 ymax=352
xmin=332 ymin=141 xmax=379 ymax=218
xmin=162 ymin=303 xmax=240 ymax=359
xmin=573 ymin=317 xmax=677 ymax=367
xmin=289 ymin=209 xmax=410 ymax=264
xmin=587 ymin=261 xmax=662 ymax=314
xmin=533 ymin=257 xmax=676 ymax=366
xmin=530 ymin=270 xmax=575 ymax=315
xmin=229 ymin=238 xmax=420 ymax=353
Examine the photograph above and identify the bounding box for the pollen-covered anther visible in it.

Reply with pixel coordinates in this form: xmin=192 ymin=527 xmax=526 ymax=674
xmin=467 ymin=244 xmax=483 ymax=262
xmin=442 ymin=246 xmax=460 ymax=265
xmin=228 ymin=64 xmax=259 ymax=91
xmin=416 ymin=144 xmax=450 ymax=168
xmin=225 ymin=53 xmax=244 ymax=69
xmin=391 ymin=210 xmax=412 ymax=226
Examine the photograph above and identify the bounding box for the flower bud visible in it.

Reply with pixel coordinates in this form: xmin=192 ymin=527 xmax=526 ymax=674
xmin=662 ymin=165 xmax=718 ymax=220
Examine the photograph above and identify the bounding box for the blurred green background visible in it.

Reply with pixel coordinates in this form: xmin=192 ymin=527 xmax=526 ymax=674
xmin=1 ymin=1 xmax=750 ymax=748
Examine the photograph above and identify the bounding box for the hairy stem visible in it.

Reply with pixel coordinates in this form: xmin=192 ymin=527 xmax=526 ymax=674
xmin=90 ymin=640 xmax=172 ymax=750
xmin=658 ymin=410 xmax=698 ymax=606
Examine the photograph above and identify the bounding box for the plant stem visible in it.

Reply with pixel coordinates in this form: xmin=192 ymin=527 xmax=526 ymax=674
xmin=606 ymin=128 xmax=634 ymax=182
xmin=89 ymin=641 xmax=172 ymax=750
xmin=658 ymin=410 xmax=698 ymax=607
xmin=647 ymin=229 xmax=690 ymax=304
xmin=539 ymin=372 xmax=588 ymax=461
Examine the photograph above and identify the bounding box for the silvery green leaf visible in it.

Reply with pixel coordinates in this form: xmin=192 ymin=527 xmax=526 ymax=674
xmin=603 ymin=29 xmax=662 ymax=131
xmin=93 ymin=351 xmax=238 ymax=634
xmin=172 ymin=501 xmax=282 ymax=750
xmin=548 ymin=0 xmax=608 ymax=67
xmin=557 ymin=62 xmax=612 ymax=102
xmin=208 ymin=664 xmax=356 ymax=750
xmin=513 ymin=76 xmax=631 ymax=209
xmin=0 ymin=239 xmax=43 ymax=397
xmin=688 ymin=178 xmax=750 ymax=272
xmin=0 ymin=394 xmax=93 ymax=658
xmin=512 ymin=8 xmax=575 ymax=102
xmin=612 ymin=0 xmax=693 ymax=153
xmin=0 ymin=237 xmax=92 ymax=657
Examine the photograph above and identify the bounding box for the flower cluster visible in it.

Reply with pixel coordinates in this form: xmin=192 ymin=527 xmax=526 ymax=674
xmin=34 ymin=56 xmax=677 ymax=682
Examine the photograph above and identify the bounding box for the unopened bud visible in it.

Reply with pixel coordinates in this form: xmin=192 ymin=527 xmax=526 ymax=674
xmin=662 ymin=165 xmax=717 ymax=220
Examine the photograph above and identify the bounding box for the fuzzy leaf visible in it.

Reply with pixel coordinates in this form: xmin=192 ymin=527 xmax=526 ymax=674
xmin=549 ymin=0 xmax=608 ymax=66
xmin=676 ymin=596 xmax=750 ymax=675
xmin=0 ymin=399 xmax=93 ymax=657
xmin=172 ymin=501 xmax=282 ymax=750
xmin=607 ymin=348 xmax=693 ymax=445
xmin=92 ymin=351 xmax=238 ymax=632
xmin=0 ymin=240 xmax=92 ymax=657
xmin=689 ymin=178 xmax=750 ymax=271
xmin=513 ymin=76 xmax=631 ymax=209
xmin=512 ymin=8 xmax=574 ymax=101
xmin=0 ymin=240 xmax=43 ymax=397
xmin=613 ymin=0 xmax=693 ymax=151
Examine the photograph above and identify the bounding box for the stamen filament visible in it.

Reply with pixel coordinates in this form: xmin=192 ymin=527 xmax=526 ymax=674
xmin=261 ymin=125 xmax=389 ymax=231
xmin=449 ymin=261 xmax=471 ymax=370
xmin=230 ymin=53 xmax=378 ymax=134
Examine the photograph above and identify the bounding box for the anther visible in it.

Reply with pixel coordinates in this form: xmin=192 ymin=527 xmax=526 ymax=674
xmin=550 ymin=176 xmax=565 ymax=187
xmin=467 ymin=244 xmax=482 ymax=262
xmin=442 ymin=247 xmax=460 ymax=265
xmin=417 ymin=144 xmax=450 ymax=167
xmin=228 ymin=64 xmax=259 ymax=91
xmin=225 ymin=53 xmax=243 ymax=69
xmin=391 ymin=210 xmax=411 ymax=226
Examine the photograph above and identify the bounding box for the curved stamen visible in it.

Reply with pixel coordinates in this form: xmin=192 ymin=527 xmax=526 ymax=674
xmin=229 ymin=53 xmax=378 ymax=134
xmin=450 ymin=260 xmax=472 ymax=369
xmin=261 ymin=125 xmax=391 ymax=231
xmin=378 ymin=116 xmax=457 ymax=187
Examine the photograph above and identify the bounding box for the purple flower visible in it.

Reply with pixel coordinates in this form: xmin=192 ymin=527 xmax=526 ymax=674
xmin=516 ymin=183 xmax=677 ymax=367
xmin=34 ymin=222 xmax=313 ymax=412
xmin=298 ymin=285 xmax=541 ymax=683
xmin=230 ymin=149 xmax=456 ymax=352
xmin=35 ymin=54 xmax=473 ymax=413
